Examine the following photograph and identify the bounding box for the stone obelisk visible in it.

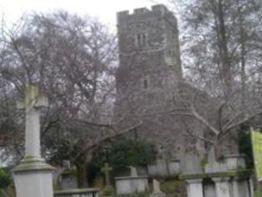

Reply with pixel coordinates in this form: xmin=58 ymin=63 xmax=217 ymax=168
xmin=13 ymin=85 xmax=54 ymax=197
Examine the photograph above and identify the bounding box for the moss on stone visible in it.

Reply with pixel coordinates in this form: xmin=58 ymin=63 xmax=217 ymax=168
xmin=12 ymin=158 xmax=54 ymax=173
xmin=160 ymin=179 xmax=186 ymax=197
xmin=181 ymin=169 xmax=253 ymax=180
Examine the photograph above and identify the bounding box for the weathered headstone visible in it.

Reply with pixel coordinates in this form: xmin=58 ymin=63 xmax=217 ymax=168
xmin=181 ymin=153 xmax=203 ymax=174
xmin=129 ymin=166 xmax=138 ymax=177
xmin=13 ymin=85 xmax=54 ymax=197
xmin=115 ymin=166 xmax=149 ymax=195
xmin=205 ymin=147 xmax=226 ymax=173
xmin=150 ymin=179 xmax=166 ymax=197
xmin=60 ymin=169 xmax=78 ymax=190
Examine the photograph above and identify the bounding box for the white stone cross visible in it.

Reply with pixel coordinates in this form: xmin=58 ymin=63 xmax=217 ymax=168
xmin=17 ymin=85 xmax=48 ymax=159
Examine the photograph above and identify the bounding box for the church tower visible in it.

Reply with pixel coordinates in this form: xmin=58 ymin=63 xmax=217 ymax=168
xmin=115 ymin=4 xmax=182 ymax=120
xmin=114 ymin=5 xmax=214 ymax=159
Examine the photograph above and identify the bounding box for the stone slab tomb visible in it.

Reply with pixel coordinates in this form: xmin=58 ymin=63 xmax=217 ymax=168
xmin=115 ymin=166 xmax=149 ymax=195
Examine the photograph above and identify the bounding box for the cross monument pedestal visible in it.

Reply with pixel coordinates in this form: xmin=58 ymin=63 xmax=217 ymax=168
xmin=13 ymin=85 xmax=54 ymax=197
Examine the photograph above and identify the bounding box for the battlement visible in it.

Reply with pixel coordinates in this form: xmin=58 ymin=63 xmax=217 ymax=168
xmin=117 ymin=4 xmax=169 ymax=23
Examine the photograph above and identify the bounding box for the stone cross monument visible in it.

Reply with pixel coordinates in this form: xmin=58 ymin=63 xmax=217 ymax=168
xmin=13 ymin=85 xmax=54 ymax=197
xmin=101 ymin=162 xmax=112 ymax=186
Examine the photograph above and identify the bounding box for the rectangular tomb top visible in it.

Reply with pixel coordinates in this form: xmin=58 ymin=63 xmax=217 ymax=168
xmin=54 ymin=188 xmax=100 ymax=195
xmin=115 ymin=176 xmax=148 ymax=180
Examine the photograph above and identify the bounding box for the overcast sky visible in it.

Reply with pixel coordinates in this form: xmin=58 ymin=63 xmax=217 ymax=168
xmin=0 ymin=0 xmax=163 ymax=29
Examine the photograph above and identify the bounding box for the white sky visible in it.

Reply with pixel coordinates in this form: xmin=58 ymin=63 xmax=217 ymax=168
xmin=0 ymin=0 xmax=162 ymax=29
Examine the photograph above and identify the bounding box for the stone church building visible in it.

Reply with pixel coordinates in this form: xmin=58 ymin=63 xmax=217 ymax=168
xmin=114 ymin=5 xmax=235 ymax=159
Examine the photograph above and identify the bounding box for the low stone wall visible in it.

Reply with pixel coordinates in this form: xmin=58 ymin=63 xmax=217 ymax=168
xmin=182 ymin=170 xmax=253 ymax=197
xmin=115 ymin=176 xmax=149 ymax=195
xmin=54 ymin=188 xmax=99 ymax=197
xmin=182 ymin=154 xmax=254 ymax=197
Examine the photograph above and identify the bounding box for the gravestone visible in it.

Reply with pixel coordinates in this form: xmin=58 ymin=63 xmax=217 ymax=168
xmin=60 ymin=169 xmax=78 ymax=190
xmin=181 ymin=153 xmax=203 ymax=174
xmin=205 ymin=148 xmax=226 ymax=173
xmin=13 ymin=85 xmax=54 ymax=197
xmin=129 ymin=166 xmax=138 ymax=177
xmin=148 ymin=159 xmax=180 ymax=177
xmin=150 ymin=179 xmax=166 ymax=197
xmin=115 ymin=166 xmax=149 ymax=195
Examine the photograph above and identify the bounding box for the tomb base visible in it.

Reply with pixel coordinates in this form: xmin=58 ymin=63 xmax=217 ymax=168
xmin=13 ymin=156 xmax=54 ymax=197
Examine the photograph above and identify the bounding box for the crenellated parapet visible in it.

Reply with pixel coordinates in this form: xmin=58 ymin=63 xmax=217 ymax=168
xmin=117 ymin=4 xmax=173 ymax=25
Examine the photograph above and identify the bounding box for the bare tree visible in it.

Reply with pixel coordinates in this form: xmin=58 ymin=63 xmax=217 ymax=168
xmin=165 ymin=0 xmax=262 ymax=158
xmin=0 ymin=11 xmax=141 ymax=187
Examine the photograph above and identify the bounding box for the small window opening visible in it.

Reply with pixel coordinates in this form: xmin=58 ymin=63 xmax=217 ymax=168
xmin=136 ymin=33 xmax=147 ymax=47
xmin=143 ymin=78 xmax=148 ymax=89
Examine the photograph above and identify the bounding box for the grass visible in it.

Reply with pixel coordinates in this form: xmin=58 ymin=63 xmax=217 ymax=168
xmin=254 ymin=191 xmax=262 ymax=197
xmin=160 ymin=179 xmax=186 ymax=197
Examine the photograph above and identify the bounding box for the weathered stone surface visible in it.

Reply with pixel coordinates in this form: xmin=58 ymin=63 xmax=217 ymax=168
xmin=14 ymin=169 xmax=53 ymax=197
xmin=115 ymin=165 xmax=149 ymax=195
xmin=203 ymin=181 xmax=216 ymax=197
xmin=148 ymin=160 xmax=169 ymax=177
xmin=181 ymin=154 xmax=203 ymax=175
xmin=183 ymin=154 xmax=252 ymax=197
xmin=148 ymin=159 xmax=180 ymax=177
xmin=129 ymin=166 xmax=138 ymax=177
xmin=115 ymin=176 xmax=149 ymax=195
xmin=54 ymin=188 xmax=99 ymax=197
xmin=186 ymin=179 xmax=204 ymax=197
xmin=213 ymin=178 xmax=231 ymax=197
xmin=60 ymin=171 xmax=78 ymax=190
xmin=150 ymin=179 xmax=166 ymax=197
xmin=168 ymin=160 xmax=180 ymax=175
xmin=224 ymin=155 xmax=246 ymax=170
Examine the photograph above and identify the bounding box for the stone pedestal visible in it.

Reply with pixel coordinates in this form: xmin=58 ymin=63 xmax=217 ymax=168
xmin=13 ymin=157 xmax=54 ymax=197
xmin=186 ymin=179 xmax=204 ymax=197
